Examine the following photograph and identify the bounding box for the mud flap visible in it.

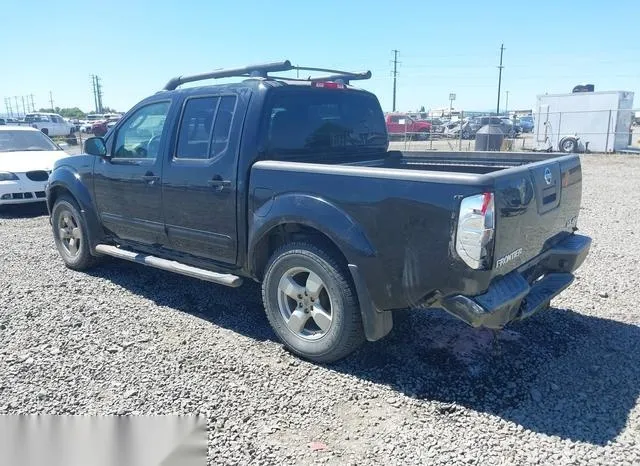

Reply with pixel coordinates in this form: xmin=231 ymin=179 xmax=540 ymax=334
xmin=348 ymin=264 xmax=393 ymax=341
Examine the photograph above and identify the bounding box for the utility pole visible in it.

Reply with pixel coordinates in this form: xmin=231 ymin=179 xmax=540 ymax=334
xmin=496 ymin=43 xmax=505 ymax=116
xmin=14 ymin=97 xmax=20 ymax=117
xmin=4 ymin=98 xmax=11 ymax=117
xmin=49 ymin=91 xmax=54 ymax=112
xmin=391 ymin=49 xmax=400 ymax=112
xmin=95 ymin=75 xmax=104 ymax=113
xmin=505 ymin=91 xmax=509 ymax=115
xmin=29 ymin=94 xmax=36 ymax=112
xmin=91 ymin=75 xmax=98 ymax=113
xmin=21 ymin=96 xmax=27 ymax=115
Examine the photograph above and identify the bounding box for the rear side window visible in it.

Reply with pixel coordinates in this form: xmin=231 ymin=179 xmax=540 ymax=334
xmin=176 ymin=97 xmax=219 ymax=159
xmin=175 ymin=95 xmax=237 ymax=160
xmin=211 ymin=96 xmax=236 ymax=158
xmin=263 ymin=88 xmax=387 ymax=160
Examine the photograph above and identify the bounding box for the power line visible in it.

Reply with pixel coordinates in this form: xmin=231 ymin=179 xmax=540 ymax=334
xmin=391 ymin=49 xmax=400 ymax=112
xmin=496 ymin=43 xmax=505 ymax=115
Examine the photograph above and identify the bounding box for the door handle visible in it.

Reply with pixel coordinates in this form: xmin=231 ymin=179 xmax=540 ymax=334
xmin=207 ymin=178 xmax=231 ymax=191
xmin=141 ymin=172 xmax=159 ymax=184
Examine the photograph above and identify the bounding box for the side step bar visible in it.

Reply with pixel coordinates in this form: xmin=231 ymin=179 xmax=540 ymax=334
xmin=94 ymin=244 xmax=243 ymax=288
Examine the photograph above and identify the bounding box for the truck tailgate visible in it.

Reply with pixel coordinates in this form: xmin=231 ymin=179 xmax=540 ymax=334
xmin=490 ymin=154 xmax=582 ymax=273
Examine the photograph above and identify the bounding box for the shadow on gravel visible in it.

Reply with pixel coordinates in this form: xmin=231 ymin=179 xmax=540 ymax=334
xmin=0 ymin=202 xmax=48 ymax=218
xmin=85 ymin=261 xmax=277 ymax=344
xmin=335 ymin=307 xmax=640 ymax=446
xmin=85 ymin=259 xmax=638 ymax=445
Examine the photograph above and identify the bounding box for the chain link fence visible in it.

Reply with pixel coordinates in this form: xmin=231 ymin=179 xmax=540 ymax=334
xmin=388 ymin=108 xmax=640 ymax=154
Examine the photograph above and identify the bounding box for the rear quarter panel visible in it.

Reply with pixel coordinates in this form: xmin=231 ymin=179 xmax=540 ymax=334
xmin=249 ymin=161 xmax=494 ymax=310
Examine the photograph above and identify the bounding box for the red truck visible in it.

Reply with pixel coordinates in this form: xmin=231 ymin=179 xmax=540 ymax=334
xmin=385 ymin=113 xmax=431 ymax=140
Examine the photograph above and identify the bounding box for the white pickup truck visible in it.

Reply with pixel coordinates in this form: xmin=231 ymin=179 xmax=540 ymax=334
xmin=21 ymin=113 xmax=76 ymax=137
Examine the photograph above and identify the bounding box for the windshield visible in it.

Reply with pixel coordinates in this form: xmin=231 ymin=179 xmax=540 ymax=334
xmin=0 ymin=130 xmax=60 ymax=152
xmin=262 ymin=87 xmax=387 ymax=159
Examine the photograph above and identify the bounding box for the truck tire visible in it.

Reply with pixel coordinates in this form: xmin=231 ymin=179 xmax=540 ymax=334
xmin=262 ymin=242 xmax=365 ymax=363
xmin=51 ymin=195 xmax=99 ymax=270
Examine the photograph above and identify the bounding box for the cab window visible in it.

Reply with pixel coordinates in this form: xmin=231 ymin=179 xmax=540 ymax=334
xmin=113 ymin=102 xmax=170 ymax=159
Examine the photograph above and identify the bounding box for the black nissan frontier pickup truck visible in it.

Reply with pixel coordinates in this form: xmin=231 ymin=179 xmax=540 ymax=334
xmin=46 ymin=60 xmax=591 ymax=362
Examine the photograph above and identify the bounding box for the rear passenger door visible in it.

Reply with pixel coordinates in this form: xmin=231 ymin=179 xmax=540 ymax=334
xmin=162 ymin=94 xmax=241 ymax=264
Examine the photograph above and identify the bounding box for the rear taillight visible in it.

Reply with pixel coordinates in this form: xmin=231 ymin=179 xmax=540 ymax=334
xmin=455 ymin=192 xmax=495 ymax=269
xmin=311 ymin=81 xmax=345 ymax=89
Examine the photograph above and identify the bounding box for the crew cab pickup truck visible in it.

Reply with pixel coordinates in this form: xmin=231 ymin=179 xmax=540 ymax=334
xmin=19 ymin=113 xmax=76 ymax=137
xmin=386 ymin=112 xmax=432 ymax=139
xmin=46 ymin=60 xmax=591 ymax=363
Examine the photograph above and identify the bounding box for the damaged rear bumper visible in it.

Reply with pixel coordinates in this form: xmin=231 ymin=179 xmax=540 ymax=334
xmin=439 ymin=234 xmax=591 ymax=329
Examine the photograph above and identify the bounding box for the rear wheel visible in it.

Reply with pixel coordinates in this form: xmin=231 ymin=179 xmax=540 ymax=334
xmin=262 ymin=242 xmax=365 ymax=363
xmin=51 ymin=195 xmax=99 ymax=270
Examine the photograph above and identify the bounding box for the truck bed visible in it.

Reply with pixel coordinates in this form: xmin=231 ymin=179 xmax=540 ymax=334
xmin=250 ymin=151 xmax=583 ymax=311
xmin=377 ymin=150 xmax=563 ymax=174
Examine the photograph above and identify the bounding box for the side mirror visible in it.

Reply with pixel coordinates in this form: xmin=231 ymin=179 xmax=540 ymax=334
xmin=84 ymin=137 xmax=108 ymax=157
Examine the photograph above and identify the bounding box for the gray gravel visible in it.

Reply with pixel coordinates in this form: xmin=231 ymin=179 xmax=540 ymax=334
xmin=1 ymin=154 xmax=640 ymax=465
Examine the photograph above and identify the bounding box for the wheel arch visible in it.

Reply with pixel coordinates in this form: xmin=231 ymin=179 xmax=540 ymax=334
xmin=47 ymin=167 xmax=106 ymax=252
xmin=248 ymin=194 xmax=392 ymax=342
xmin=248 ymin=193 xmax=376 ymax=280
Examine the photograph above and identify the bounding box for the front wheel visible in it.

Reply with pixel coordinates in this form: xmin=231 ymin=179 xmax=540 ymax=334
xmin=52 ymin=195 xmax=99 ymax=270
xmin=262 ymin=242 xmax=365 ymax=363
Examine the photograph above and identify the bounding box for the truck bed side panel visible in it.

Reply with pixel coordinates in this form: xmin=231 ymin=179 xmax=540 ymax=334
xmin=249 ymin=161 xmax=493 ymax=310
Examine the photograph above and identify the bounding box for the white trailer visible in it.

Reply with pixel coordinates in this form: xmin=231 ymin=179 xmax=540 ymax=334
xmin=533 ymin=91 xmax=634 ymax=153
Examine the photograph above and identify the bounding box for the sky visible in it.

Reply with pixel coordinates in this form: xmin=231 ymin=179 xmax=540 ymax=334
xmin=1 ymin=0 xmax=639 ymax=116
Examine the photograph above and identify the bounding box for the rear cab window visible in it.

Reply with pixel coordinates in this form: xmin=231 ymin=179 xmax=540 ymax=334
xmin=261 ymin=87 xmax=387 ymax=161
xmin=175 ymin=95 xmax=237 ymax=160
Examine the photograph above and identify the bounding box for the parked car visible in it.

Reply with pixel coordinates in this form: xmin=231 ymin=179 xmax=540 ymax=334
xmin=46 ymin=60 xmax=591 ymax=363
xmin=0 ymin=126 xmax=69 ymax=206
xmin=425 ymin=118 xmax=446 ymax=134
xmin=501 ymin=118 xmax=522 ymax=137
xmin=385 ymin=113 xmax=431 ymax=139
xmin=466 ymin=116 xmax=520 ymax=138
xmin=0 ymin=118 xmax=5 ymax=125
xmin=79 ymin=120 xmax=94 ymax=133
xmin=18 ymin=113 xmax=76 ymax=137
xmin=444 ymin=119 xmax=478 ymax=139
xmin=518 ymin=116 xmax=534 ymax=133
xmin=92 ymin=116 xmax=122 ymax=136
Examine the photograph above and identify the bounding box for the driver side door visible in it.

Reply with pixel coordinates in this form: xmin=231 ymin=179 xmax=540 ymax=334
xmin=93 ymin=100 xmax=171 ymax=246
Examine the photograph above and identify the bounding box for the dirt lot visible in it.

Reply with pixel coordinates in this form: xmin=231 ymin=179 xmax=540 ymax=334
xmin=1 ymin=154 xmax=639 ymax=465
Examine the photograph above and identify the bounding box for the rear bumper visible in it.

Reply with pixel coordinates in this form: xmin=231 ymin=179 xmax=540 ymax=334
xmin=440 ymin=234 xmax=591 ymax=329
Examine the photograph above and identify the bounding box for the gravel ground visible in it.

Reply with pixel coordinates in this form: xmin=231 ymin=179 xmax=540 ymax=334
xmin=1 ymin=154 xmax=639 ymax=465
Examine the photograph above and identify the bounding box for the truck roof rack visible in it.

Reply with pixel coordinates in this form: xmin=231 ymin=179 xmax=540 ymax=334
xmin=162 ymin=60 xmax=372 ymax=90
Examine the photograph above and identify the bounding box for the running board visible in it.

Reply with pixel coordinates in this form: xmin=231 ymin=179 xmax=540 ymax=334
xmin=94 ymin=244 xmax=243 ymax=288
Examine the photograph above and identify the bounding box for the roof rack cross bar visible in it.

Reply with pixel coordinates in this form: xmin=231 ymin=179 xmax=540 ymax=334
xmin=162 ymin=60 xmax=372 ymax=90
xmin=163 ymin=60 xmax=293 ymax=90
